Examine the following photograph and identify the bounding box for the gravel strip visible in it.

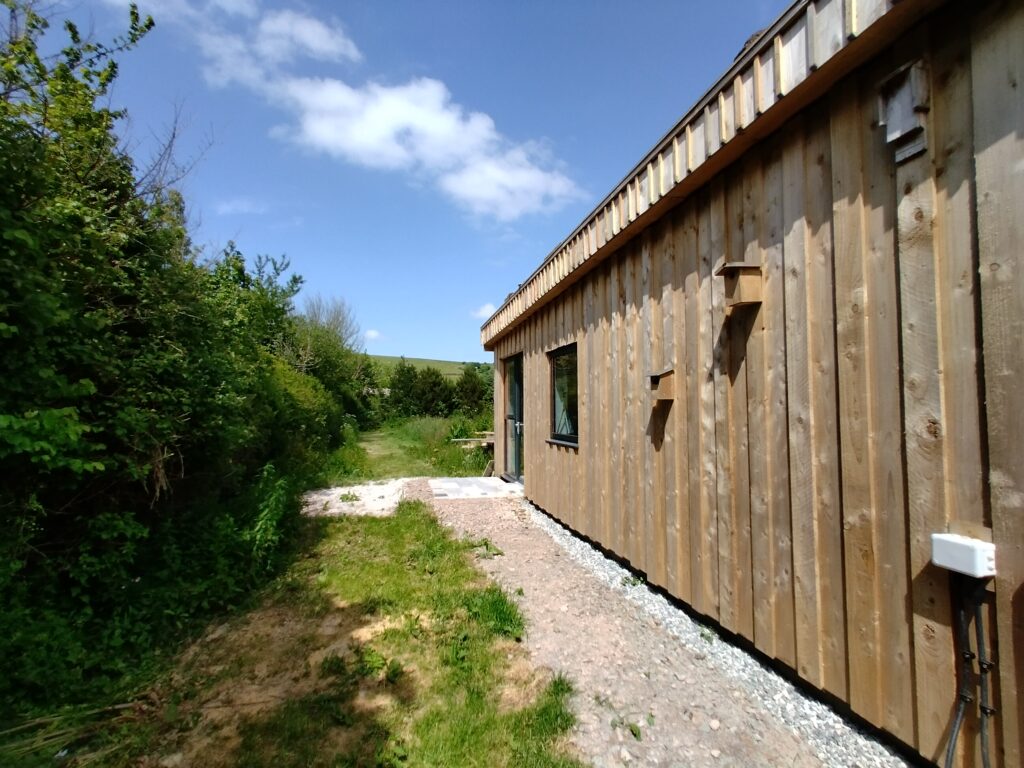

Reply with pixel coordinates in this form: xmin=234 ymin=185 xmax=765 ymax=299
xmin=524 ymin=499 xmax=910 ymax=768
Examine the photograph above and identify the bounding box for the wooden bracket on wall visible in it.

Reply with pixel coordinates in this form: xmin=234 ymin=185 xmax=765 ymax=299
xmin=715 ymin=261 xmax=763 ymax=309
xmin=648 ymin=367 xmax=675 ymax=400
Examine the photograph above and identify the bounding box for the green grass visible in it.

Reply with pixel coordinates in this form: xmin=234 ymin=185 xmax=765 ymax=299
xmin=6 ymin=501 xmax=580 ymax=767
xmin=369 ymin=355 xmax=487 ymax=378
xmin=321 ymin=417 xmax=491 ymax=484
xmin=301 ymin=501 xmax=577 ymax=767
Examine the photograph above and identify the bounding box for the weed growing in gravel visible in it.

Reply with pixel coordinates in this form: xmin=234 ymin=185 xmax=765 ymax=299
xmin=469 ymin=537 xmax=504 ymax=559
xmin=621 ymin=575 xmax=643 ymax=588
xmin=338 ymin=491 xmax=360 ymax=502
xmin=611 ymin=715 xmax=643 ymax=741
xmin=699 ymin=626 xmax=716 ymax=644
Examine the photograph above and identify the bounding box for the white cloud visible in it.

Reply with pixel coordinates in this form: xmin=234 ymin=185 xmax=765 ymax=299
xmin=364 ymin=329 xmax=381 ymax=341
xmin=116 ymin=0 xmax=581 ymax=221
xmin=255 ymin=10 xmax=361 ymax=65
xmin=279 ymin=77 xmax=494 ymax=172
xmin=440 ymin=146 xmax=579 ymax=221
xmin=214 ymin=197 xmax=267 ymax=215
xmin=195 ymin=27 xmax=265 ymax=89
xmin=472 ymin=303 xmax=497 ymax=320
xmin=208 ymin=0 xmax=258 ymax=18
xmin=276 ymin=75 xmax=582 ymax=218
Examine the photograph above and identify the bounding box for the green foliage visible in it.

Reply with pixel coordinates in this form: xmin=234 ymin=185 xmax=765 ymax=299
xmin=456 ymin=363 xmax=493 ymax=416
xmin=385 ymin=358 xmax=420 ymax=418
xmin=380 ymin=358 xmax=492 ymax=422
xmin=412 ymin=366 xmax=454 ymax=417
xmin=283 ymin=304 xmax=378 ymax=428
xmin=0 ymin=1 xmax=367 ymax=720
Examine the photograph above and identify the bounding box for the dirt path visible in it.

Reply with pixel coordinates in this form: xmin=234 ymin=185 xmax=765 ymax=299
xmin=404 ymin=479 xmax=824 ymax=768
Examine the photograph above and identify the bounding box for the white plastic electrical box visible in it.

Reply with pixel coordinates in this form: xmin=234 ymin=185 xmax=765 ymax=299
xmin=931 ymin=533 xmax=996 ymax=578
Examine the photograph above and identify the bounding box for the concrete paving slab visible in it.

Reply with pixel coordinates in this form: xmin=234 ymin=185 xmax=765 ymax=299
xmin=428 ymin=477 xmax=523 ymax=500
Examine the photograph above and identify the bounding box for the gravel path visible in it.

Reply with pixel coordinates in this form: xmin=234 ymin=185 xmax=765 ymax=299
xmin=404 ymin=479 xmax=911 ymax=768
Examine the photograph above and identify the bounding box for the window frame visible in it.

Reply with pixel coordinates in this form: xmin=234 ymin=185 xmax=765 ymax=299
xmin=548 ymin=342 xmax=579 ymax=445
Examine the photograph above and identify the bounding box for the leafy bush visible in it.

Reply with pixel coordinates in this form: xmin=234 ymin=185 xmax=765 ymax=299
xmin=413 ymin=366 xmax=455 ymax=417
xmin=0 ymin=2 xmax=365 ymax=717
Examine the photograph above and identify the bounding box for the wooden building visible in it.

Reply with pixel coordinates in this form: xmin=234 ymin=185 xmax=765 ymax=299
xmin=481 ymin=0 xmax=1023 ymax=765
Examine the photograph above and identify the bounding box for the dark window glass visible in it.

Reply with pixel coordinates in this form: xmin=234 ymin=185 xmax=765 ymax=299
xmin=549 ymin=344 xmax=578 ymax=443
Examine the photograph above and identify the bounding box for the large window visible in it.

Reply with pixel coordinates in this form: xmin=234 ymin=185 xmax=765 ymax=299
xmin=549 ymin=343 xmax=578 ymax=444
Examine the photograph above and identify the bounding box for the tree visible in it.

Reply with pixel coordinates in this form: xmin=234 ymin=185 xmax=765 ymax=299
xmin=455 ymin=366 xmax=488 ymax=415
xmin=0 ymin=2 xmax=348 ymax=712
xmin=387 ymin=358 xmax=419 ymax=418
xmin=276 ymin=293 xmax=374 ymax=424
xmin=413 ymin=367 xmax=455 ymax=417
xmin=301 ymin=294 xmax=362 ymax=352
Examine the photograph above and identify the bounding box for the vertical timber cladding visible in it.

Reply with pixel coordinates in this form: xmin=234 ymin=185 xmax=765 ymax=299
xmin=485 ymin=4 xmax=1018 ymax=764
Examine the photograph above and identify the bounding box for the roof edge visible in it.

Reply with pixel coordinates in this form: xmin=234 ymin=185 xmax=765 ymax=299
xmin=482 ymin=0 xmax=945 ymax=350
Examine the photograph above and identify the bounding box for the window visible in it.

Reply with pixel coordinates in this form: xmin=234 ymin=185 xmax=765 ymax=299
xmin=549 ymin=343 xmax=578 ymax=444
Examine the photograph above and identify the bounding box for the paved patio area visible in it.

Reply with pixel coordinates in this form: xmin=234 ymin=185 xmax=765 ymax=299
xmin=428 ymin=476 xmax=523 ymax=499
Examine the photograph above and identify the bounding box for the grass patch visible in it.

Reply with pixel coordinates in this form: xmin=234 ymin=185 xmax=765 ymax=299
xmin=321 ymin=417 xmax=491 ymax=484
xmin=20 ymin=500 xmax=581 ymax=767
xmin=369 ymin=355 xmax=481 ymax=378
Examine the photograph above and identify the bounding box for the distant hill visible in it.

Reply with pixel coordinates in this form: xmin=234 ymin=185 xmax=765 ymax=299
xmin=369 ymin=355 xmax=491 ymax=379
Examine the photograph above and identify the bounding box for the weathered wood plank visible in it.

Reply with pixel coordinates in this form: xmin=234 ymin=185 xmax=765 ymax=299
xmin=683 ymin=201 xmax=705 ymax=612
xmin=649 ymin=222 xmax=669 ymax=591
xmin=710 ymin=179 xmax=733 ymax=629
xmin=781 ymin=114 xmax=823 ymax=689
xmin=668 ymin=209 xmax=691 ymax=604
xmin=696 ymin=190 xmax=720 ymax=620
xmin=761 ymin=139 xmax=796 ymax=668
xmin=745 ymin=153 xmax=772 ymax=656
xmin=641 ymin=234 xmax=659 ymax=582
xmin=780 ymin=14 xmax=809 ymax=95
xmin=973 ymin=3 xmax=1024 ymax=764
xmin=858 ymin=56 xmax=914 ymax=744
xmin=624 ymin=247 xmax=641 ymax=569
xmin=803 ymin=111 xmax=846 ymax=702
xmin=897 ymin=130 xmax=950 ymax=758
xmin=730 ymin=165 xmax=754 ymax=643
xmin=830 ymin=78 xmax=883 ymax=725
xmin=598 ymin=266 xmax=613 ymax=547
xmin=611 ymin=258 xmax=627 ymax=558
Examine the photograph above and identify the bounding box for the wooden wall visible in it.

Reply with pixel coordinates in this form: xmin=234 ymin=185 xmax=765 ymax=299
xmin=490 ymin=4 xmax=1022 ymax=765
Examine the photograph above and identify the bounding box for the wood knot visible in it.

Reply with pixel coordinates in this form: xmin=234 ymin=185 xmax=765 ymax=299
xmin=926 ymin=418 xmax=941 ymax=439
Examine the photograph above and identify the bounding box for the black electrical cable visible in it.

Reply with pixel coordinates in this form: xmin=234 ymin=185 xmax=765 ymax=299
xmin=944 ymin=576 xmax=976 ymax=768
xmin=973 ymin=590 xmax=994 ymax=768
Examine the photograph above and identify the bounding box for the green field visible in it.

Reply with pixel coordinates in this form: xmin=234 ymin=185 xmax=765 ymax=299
xmin=369 ymin=355 xmax=490 ymax=378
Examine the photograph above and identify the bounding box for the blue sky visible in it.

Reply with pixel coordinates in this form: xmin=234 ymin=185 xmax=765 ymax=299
xmin=78 ymin=0 xmax=788 ymax=362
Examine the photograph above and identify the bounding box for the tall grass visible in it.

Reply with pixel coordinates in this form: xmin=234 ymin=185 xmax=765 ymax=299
xmin=320 ymin=416 xmax=492 ymax=484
